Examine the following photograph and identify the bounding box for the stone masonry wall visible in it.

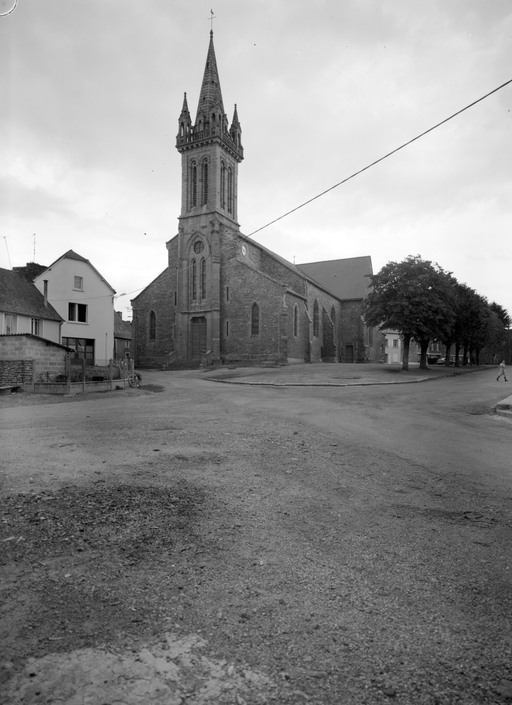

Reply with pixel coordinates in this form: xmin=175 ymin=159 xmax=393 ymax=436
xmin=305 ymin=285 xmax=340 ymax=363
xmin=220 ymin=255 xmax=284 ymax=362
xmin=284 ymin=292 xmax=310 ymax=363
xmin=0 ymin=335 xmax=67 ymax=386
xmin=132 ymin=262 xmax=176 ymax=366
xmin=339 ymin=300 xmax=365 ymax=362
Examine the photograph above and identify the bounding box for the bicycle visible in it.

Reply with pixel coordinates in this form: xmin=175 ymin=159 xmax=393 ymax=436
xmin=127 ymin=371 xmax=142 ymax=388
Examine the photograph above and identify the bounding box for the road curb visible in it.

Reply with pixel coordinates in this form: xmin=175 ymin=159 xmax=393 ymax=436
xmin=204 ymin=366 xmax=490 ymax=388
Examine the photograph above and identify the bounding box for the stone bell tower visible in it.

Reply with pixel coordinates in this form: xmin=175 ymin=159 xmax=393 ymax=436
xmin=172 ymin=31 xmax=244 ymax=362
xmin=176 ymin=30 xmax=243 ymax=225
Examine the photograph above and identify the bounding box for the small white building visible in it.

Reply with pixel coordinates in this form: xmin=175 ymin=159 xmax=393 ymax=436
xmin=383 ymin=329 xmax=402 ymax=364
xmin=34 ymin=250 xmax=115 ymax=366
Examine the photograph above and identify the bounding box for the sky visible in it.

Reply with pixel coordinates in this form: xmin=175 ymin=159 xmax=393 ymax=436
xmin=1 ymin=0 xmax=511 ymax=321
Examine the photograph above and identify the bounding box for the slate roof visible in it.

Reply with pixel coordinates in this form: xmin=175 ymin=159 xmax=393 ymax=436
xmin=296 ymin=256 xmax=373 ymax=301
xmin=12 ymin=262 xmax=48 ymax=282
xmin=195 ymin=32 xmax=225 ymax=121
xmin=114 ymin=311 xmax=132 ymax=339
xmin=0 ymin=268 xmax=63 ymax=321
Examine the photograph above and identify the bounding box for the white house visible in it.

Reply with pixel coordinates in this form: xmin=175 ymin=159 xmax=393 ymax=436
xmin=33 ymin=250 xmax=116 ymax=366
xmin=382 ymin=329 xmax=402 ymax=364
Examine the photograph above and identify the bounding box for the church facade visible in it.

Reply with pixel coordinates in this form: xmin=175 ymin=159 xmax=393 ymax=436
xmin=132 ymin=33 xmax=377 ymax=367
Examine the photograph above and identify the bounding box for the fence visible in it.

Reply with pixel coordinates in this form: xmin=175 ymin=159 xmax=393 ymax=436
xmin=32 ymin=358 xmax=136 ymax=395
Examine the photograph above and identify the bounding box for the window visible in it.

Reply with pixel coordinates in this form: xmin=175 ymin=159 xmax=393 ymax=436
xmin=220 ymin=161 xmax=226 ymax=208
xmin=68 ymin=303 xmax=87 ymax=323
xmin=191 ymin=259 xmax=197 ymax=301
xmin=190 ymin=161 xmax=197 ymax=208
xmin=251 ymin=303 xmax=260 ymax=336
xmin=31 ymin=318 xmax=40 ymax=336
xmin=73 ymin=276 xmax=83 ymax=290
xmin=62 ymin=337 xmax=95 ymax=365
xmin=193 ymin=240 xmax=204 ymax=254
xmin=5 ymin=314 xmax=15 ymax=334
xmin=227 ymin=167 xmax=233 ymax=213
xmin=226 ymin=321 xmax=229 ymax=336
xmin=313 ymin=300 xmax=319 ymax=337
xmin=226 ymin=286 xmax=229 ymax=302
xmin=149 ymin=311 xmax=156 ymax=341
xmin=392 ymin=339 xmax=399 ymax=348
xmin=293 ymin=305 xmax=298 ymax=337
xmin=202 ymin=159 xmax=208 ymax=205
xmin=200 ymin=258 xmax=206 ymax=300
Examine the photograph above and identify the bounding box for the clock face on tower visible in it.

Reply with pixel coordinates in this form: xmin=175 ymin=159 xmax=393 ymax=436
xmin=194 ymin=241 xmax=204 ymax=254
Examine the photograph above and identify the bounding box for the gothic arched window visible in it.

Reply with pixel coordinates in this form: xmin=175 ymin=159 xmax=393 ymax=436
xmin=294 ymin=305 xmax=299 ymax=337
xmin=313 ymin=300 xmax=319 ymax=337
xmin=190 ymin=161 xmax=197 ymax=208
xmin=227 ymin=167 xmax=233 ymax=214
xmin=220 ymin=161 xmax=226 ymax=209
xmin=202 ymin=159 xmax=208 ymax=205
xmin=191 ymin=259 xmax=197 ymax=301
xmin=251 ymin=303 xmax=260 ymax=336
xmin=149 ymin=310 xmax=156 ymax=341
xmin=200 ymin=258 xmax=206 ymax=300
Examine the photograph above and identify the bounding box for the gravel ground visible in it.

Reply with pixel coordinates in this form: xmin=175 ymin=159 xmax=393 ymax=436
xmin=1 ymin=370 xmax=511 ymax=704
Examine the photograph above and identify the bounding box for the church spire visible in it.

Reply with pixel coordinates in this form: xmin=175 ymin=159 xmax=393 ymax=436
xmin=195 ymin=31 xmax=225 ymax=125
xmin=179 ymin=92 xmax=190 ymax=118
xmin=177 ymin=92 xmax=192 ymax=139
xmin=229 ymin=103 xmax=242 ymax=147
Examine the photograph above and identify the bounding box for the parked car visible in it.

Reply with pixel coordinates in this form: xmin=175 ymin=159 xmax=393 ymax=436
xmin=436 ymin=357 xmax=455 ymax=365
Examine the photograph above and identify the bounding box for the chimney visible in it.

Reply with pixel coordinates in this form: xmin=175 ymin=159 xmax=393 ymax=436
xmin=43 ymin=280 xmax=48 ymax=307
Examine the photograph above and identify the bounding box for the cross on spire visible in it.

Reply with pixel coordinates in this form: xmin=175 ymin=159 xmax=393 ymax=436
xmin=208 ymin=9 xmax=216 ymax=33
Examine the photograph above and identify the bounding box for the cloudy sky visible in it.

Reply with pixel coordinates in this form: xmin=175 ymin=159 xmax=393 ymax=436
xmin=1 ymin=0 xmax=511 ymax=320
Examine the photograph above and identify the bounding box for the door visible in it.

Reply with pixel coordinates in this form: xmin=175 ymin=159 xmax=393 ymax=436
xmin=345 ymin=344 xmax=354 ymax=363
xmin=191 ymin=317 xmax=207 ymax=359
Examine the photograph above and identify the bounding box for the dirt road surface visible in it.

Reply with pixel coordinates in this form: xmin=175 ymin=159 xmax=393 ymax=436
xmin=1 ymin=365 xmax=511 ymax=704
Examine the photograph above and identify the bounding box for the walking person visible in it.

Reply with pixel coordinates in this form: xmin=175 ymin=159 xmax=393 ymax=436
xmin=497 ymin=360 xmax=508 ymax=382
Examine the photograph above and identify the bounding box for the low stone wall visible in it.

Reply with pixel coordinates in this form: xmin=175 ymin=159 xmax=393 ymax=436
xmin=33 ymin=379 xmax=129 ymax=395
xmin=0 ymin=359 xmax=33 ymax=386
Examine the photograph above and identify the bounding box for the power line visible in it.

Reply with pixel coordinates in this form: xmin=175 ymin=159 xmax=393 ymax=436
xmin=56 ymin=78 xmax=512 ymax=304
xmin=247 ymin=78 xmax=512 ymax=238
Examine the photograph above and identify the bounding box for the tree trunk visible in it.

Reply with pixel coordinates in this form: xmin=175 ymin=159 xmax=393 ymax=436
xmin=463 ymin=344 xmax=469 ymax=366
xmin=444 ymin=344 xmax=452 ymax=367
xmin=402 ymin=334 xmax=411 ymax=371
xmin=454 ymin=342 xmax=461 ymax=367
xmin=419 ymin=340 xmax=429 ymax=369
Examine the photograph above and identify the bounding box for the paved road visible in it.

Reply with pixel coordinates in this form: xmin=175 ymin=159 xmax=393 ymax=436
xmin=1 ymin=365 xmax=511 ymax=704
xmin=206 ymin=365 xmax=511 ymax=494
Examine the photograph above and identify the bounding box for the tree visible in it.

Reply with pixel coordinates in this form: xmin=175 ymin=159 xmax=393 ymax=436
xmin=489 ymin=302 xmax=511 ymax=328
xmin=364 ymin=255 xmax=455 ymax=371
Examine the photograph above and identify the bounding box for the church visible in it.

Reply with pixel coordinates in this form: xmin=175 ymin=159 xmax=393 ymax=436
xmin=132 ymin=32 xmax=378 ymax=367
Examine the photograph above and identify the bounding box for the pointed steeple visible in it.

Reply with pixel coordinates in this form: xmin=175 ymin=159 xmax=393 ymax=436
xmin=177 ymin=92 xmax=192 ymax=140
xmin=231 ymin=103 xmax=240 ymax=128
xmin=195 ymin=31 xmax=225 ymax=126
xmin=179 ymin=92 xmax=190 ymax=119
xmin=229 ymin=103 xmax=241 ymax=146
